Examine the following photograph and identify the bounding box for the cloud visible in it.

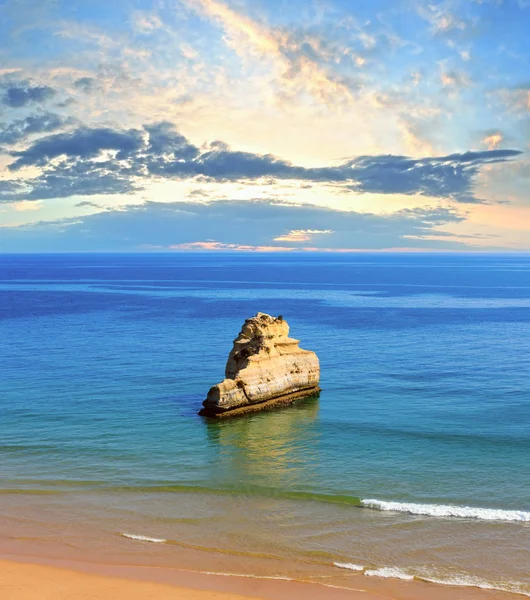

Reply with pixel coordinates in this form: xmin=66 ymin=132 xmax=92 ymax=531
xmin=171 ymin=241 xmax=297 ymax=252
xmin=144 ymin=122 xmax=198 ymax=158
xmin=497 ymin=84 xmax=530 ymax=114
xmin=440 ymin=70 xmax=472 ymax=89
xmin=274 ymin=229 xmax=333 ymax=242
xmin=0 ymin=113 xmax=71 ymax=146
xmin=132 ymin=11 xmax=164 ymax=34
xmin=74 ymin=201 xmax=104 ymax=208
xmin=186 ymin=0 xmax=359 ymax=104
xmin=12 ymin=200 xmax=43 ymax=212
xmin=339 ymin=150 xmax=521 ymax=203
xmin=0 ymin=180 xmax=26 ymax=197
xmin=9 ymin=169 xmax=138 ymax=202
xmin=417 ymin=4 xmax=471 ymax=37
xmin=1 ymin=122 xmax=521 ymax=205
xmin=8 ymin=126 xmax=144 ymax=169
xmin=0 ymin=199 xmax=471 ymax=252
xmin=1 ymin=81 xmax=57 ymax=108
xmin=482 ymin=131 xmax=503 ymax=150
xmin=74 ymin=77 xmax=97 ymax=93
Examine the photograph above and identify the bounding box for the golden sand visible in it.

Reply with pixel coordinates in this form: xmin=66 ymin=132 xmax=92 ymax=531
xmin=0 ymin=560 xmax=262 ymax=600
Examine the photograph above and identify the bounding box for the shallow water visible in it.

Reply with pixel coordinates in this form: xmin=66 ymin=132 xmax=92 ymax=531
xmin=1 ymin=253 xmax=529 ymax=595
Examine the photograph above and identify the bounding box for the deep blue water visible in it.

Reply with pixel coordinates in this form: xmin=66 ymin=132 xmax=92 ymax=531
xmin=1 ymin=253 xmax=529 ymax=590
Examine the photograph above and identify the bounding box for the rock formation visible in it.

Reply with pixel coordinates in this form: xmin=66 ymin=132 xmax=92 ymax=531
xmin=199 ymin=313 xmax=320 ymax=417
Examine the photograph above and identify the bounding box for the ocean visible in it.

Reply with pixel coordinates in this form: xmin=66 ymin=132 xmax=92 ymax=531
xmin=1 ymin=253 xmax=529 ymax=596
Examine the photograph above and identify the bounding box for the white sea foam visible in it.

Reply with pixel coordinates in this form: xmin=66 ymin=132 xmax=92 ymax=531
xmin=184 ymin=569 xmax=362 ymax=592
xmin=362 ymin=499 xmax=530 ymax=522
xmin=200 ymin=571 xmax=295 ymax=581
xmin=416 ymin=572 xmax=530 ymax=597
xmin=364 ymin=567 xmax=414 ymax=581
xmin=363 ymin=566 xmax=530 ymax=597
xmin=334 ymin=562 xmax=364 ymax=571
xmin=199 ymin=572 xmax=362 ymax=592
xmin=120 ymin=532 xmax=167 ymax=543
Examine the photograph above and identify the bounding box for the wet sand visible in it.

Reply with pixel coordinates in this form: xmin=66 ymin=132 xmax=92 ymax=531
xmin=0 ymin=554 xmax=522 ymax=600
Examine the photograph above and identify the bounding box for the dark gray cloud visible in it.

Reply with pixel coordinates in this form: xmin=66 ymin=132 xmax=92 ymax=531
xmin=8 ymin=126 xmax=144 ymax=169
xmin=0 ymin=113 xmax=70 ymax=145
xmin=0 ymin=180 xmax=25 ymax=196
xmin=1 ymin=121 xmax=522 ymax=204
xmin=0 ymin=199 xmax=472 ymax=252
xmin=338 ymin=151 xmax=521 ymax=203
xmin=144 ymin=122 xmax=199 ymax=159
xmin=13 ymin=168 xmax=137 ymax=201
xmin=0 ymin=155 xmax=138 ymax=202
xmin=1 ymin=82 xmax=57 ymax=108
xmin=74 ymin=200 xmax=104 ymax=208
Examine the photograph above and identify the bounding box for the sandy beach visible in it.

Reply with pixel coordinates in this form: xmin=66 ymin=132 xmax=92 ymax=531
xmin=0 ymin=558 xmax=369 ymax=600
xmin=0 ymin=555 xmax=524 ymax=600
xmin=0 ymin=560 xmax=260 ymax=600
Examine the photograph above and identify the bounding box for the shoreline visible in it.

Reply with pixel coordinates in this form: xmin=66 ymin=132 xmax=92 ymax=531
xmin=0 ymin=555 xmax=383 ymax=600
xmin=1 ymin=488 xmax=528 ymax=599
xmin=0 ymin=549 xmax=525 ymax=600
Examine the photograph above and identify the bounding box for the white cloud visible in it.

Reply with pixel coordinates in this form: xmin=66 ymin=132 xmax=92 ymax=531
xmin=274 ymin=229 xmax=333 ymax=242
xmin=12 ymin=200 xmax=43 ymax=212
xmin=132 ymin=12 xmax=164 ymax=34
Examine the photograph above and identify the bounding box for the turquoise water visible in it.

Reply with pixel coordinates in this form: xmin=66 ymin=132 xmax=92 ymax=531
xmin=1 ymin=253 xmax=529 ymax=593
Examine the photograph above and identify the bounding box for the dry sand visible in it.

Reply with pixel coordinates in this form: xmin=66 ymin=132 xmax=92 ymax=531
xmin=0 ymin=560 xmax=263 ymax=600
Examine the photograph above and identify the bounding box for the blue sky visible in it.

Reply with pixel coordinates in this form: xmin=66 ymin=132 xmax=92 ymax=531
xmin=0 ymin=0 xmax=529 ymax=251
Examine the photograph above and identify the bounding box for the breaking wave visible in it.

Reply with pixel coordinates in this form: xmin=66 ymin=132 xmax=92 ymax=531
xmin=333 ymin=562 xmax=530 ymax=596
xmin=361 ymin=499 xmax=530 ymax=522
xmin=416 ymin=572 xmax=530 ymax=597
xmin=333 ymin=562 xmax=364 ymax=571
xmin=364 ymin=567 xmax=414 ymax=580
xmin=120 ymin=532 xmax=167 ymax=543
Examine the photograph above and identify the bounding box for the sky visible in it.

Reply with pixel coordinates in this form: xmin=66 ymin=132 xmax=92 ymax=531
xmin=0 ymin=0 xmax=529 ymax=252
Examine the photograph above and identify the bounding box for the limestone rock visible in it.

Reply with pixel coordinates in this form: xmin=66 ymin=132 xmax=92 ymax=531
xmin=199 ymin=313 xmax=320 ymax=417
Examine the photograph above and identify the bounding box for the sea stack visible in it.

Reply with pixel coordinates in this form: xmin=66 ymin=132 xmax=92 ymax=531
xmin=199 ymin=313 xmax=320 ymax=418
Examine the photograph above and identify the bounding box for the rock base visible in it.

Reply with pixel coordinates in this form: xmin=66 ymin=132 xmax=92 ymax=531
xmin=199 ymin=386 xmax=321 ymax=418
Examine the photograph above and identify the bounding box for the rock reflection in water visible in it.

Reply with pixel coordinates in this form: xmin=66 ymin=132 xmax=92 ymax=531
xmin=204 ymin=396 xmax=320 ymax=491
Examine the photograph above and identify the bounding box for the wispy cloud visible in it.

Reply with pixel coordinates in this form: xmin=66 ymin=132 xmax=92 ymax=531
xmin=496 ymin=84 xmax=530 ymax=114
xmin=185 ymin=0 xmax=358 ymax=105
xmin=12 ymin=199 xmax=42 ymax=212
xmin=0 ymin=199 xmax=471 ymax=252
xmin=440 ymin=70 xmax=472 ymax=89
xmin=170 ymin=241 xmax=297 ymax=252
xmin=274 ymin=229 xmax=333 ymax=242
xmin=417 ymin=3 xmax=471 ymax=37
xmin=132 ymin=11 xmax=164 ymax=34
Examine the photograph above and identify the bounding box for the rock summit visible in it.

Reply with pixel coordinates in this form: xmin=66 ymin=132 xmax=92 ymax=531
xmin=199 ymin=313 xmax=320 ymax=417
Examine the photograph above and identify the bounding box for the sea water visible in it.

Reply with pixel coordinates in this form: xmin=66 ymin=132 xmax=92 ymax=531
xmin=0 ymin=253 xmax=529 ymax=594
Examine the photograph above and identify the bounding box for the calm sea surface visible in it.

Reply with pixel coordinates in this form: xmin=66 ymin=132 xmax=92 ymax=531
xmin=1 ymin=253 xmax=529 ymax=594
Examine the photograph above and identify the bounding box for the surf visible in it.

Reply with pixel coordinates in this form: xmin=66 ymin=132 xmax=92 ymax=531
xmin=120 ymin=533 xmax=167 ymax=543
xmin=361 ymin=499 xmax=530 ymax=522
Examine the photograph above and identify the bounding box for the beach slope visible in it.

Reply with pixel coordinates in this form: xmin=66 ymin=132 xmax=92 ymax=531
xmin=0 ymin=561 xmax=262 ymax=600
